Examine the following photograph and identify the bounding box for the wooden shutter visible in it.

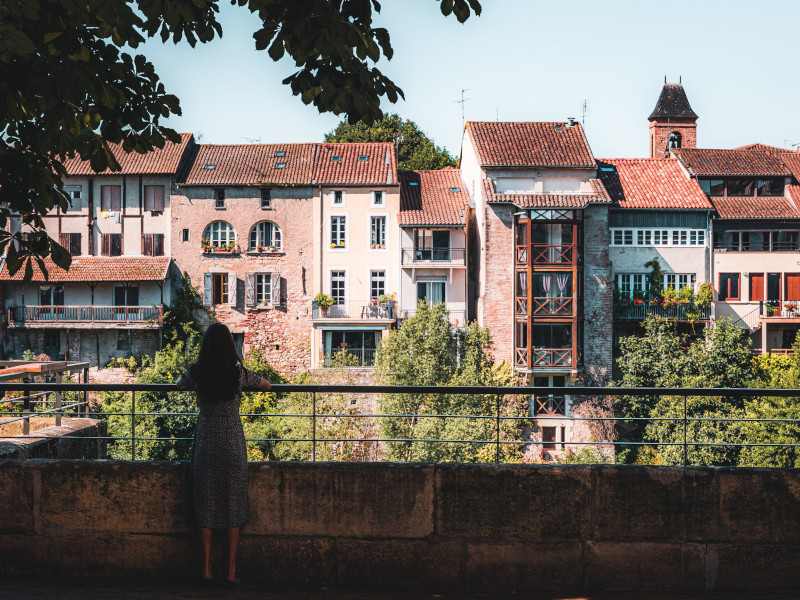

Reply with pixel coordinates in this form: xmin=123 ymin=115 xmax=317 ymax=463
xmin=101 ymin=233 xmax=109 ymax=256
xmin=59 ymin=233 xmax=69 ymax=249
xmin=111 ymin=234 xmax=122 ymax=256
xmin=142 ymin=233 xmax=153 ymax=256
xmin=144 ymin=186 xmax=154 ymax=212
xmin=112 ymin=186 xmax=121 ymax=211
xmin=228 ymin=272 xmax=237 ymax=306
xmin=271 ymin=272 xmax=281 ymax=306
xmin=203 ymin=273 xmax=212 ymax=307
xmin=153 ymin=186 xmax=164 ymax=212
xmin=245 ymin=273 xmax=255 ymax=306
xmin=101 ymin=186 xmax=111 ymax=211
xmin=70 ymin=233 xmax=81 ymax=256
xmin=750 ymin=273 xmax=765 ymax=302
xmin=153 ymin=233 xmax=164 ymax=256
xmin=786 ymin=274 xmax=800 ymax=301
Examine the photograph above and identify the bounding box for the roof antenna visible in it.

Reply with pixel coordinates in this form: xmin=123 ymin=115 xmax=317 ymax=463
xmin=664 ymin=75 xmax=667 ymax=84
xmin=679 ymin=75 xmax=682 ymax=84
xmin=454 ymin=89 xmax=470 ymax=131
xmin=581 ymin=99 xmax=589 ymax=125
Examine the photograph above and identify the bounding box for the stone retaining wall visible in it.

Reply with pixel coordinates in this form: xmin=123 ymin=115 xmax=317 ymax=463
xmin=0 ymin=461 xmax=798 ymax=592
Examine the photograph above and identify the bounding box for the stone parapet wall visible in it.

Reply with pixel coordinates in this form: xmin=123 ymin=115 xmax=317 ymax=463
xmin=0 ymin=419 xmax=106 ymax=459
xmin=0 ymin=461 xmax=798 ymax=592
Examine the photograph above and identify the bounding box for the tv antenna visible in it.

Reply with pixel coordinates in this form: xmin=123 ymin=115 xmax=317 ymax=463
xmin=454 ymin=89 xmax=470 ymax=131
xmin=581 ymin=99 xmax=589 ymax=125
xmin=241 ymin=136 xmax=262 ymax=143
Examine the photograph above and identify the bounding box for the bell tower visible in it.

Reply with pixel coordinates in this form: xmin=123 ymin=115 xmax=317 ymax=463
xmin=648 ymin=78 xmax=698 ymax=158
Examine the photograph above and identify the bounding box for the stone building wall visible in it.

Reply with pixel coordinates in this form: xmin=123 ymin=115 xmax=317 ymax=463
xmin=582 ymin=203 xmax=613 ymax=378
xmin=171 ymin=186 xmax=314 ymax=375
xmin=481 ymin=203 xmax=515 ymax=364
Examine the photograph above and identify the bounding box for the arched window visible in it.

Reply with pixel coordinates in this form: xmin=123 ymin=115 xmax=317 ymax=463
xmin=249 ymin=221 xmax=282 ymax=250
xmin=669 ymin=131 xmax=682 ymax=149
xmin=203 ymin=221 xmax=236 ymax=248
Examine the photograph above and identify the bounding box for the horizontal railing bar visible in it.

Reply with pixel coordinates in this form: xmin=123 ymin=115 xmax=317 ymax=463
xmin=2 ymin=383 xmax=800 ymax=397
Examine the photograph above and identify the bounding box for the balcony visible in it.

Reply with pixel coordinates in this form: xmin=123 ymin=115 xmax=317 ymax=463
xmin=515 ymin=347 xmax=575 ymax=370
xmin=320 ymin=348 xmax=376 ymax=368
xmin=613 ymin=302 xmax=711 ymax=321
xmin=533 ymin=394 xmax=566 ymax=416
xmin=401 ymin=247 xmax=466 ymax=266
xmin=312 ymin=300 xmax=395 ymax=321
xmin=515 ymin=297 xmax=574 ymax=317
xmin=515 ymin=244 xmax=579 ymax=266
xmin=8 ymin=305 xmax=163 ymax=329
xmin=399 ymin=309 xmax=466 ymax=327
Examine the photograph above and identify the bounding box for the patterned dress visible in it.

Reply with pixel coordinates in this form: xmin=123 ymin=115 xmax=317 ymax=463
xmin=177 ymin=365 xmax=262 ymax=529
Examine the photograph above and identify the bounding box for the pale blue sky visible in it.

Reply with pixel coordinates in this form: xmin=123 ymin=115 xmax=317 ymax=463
xmin=141 ymin=0 xmax=800 ymax=159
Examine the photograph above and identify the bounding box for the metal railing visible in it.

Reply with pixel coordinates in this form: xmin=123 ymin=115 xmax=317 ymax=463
xmin=9 ymin=305 xmax=163 ymax=324
xmin=311 ymin=301 xmax=395 ymax=320
xmin=399 ymin=309 xmax=466 ymax=327
xmin=613 ymin=302 xmax=711 ymax=321
xmin=401 ymin=248 xmax=466 ymax=265
xmin=320 ymin=348 xmax=376 ymax=367
xmin=2 ymin=384 xmax=800 ymax=466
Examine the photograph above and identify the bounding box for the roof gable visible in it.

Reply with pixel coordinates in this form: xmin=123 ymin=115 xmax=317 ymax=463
xmin=466 ymin=121 xmax=596 ymax=168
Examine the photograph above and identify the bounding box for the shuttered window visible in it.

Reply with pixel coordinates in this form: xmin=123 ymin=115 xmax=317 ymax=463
xmin=101 ymin=233 xmax=122 ymax=256
xmin=59 ymin=233 xmax=81 ymax=256
xmin=142 ymin=233 xmax=165 ymax=256
xmin=101 ymin=185 xmax=122 ymax=211
xmin=144 ymin=186 xmax=165 ymax=212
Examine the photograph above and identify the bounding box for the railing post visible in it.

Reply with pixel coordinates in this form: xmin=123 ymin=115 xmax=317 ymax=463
xmin=22 ymin=378 xmax=30 ymax=436
xmin=131 ymin=390 xmax=136 ymax=461
xmin=495 ymin=394 xmax=501 ymax=463
xmin=312 ymin=391 xmax=317 ymax=462
xmin=54 ymin=372 xmax=62 ymax=427
xmin=683 ymin=395 xmax=688 ymax=467
xmin=83 ymin=367 xmax=89 ymax=416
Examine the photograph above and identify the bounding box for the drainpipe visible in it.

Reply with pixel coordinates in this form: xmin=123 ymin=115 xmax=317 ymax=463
xmin=707 ymin=210 xmax=714 ymax=322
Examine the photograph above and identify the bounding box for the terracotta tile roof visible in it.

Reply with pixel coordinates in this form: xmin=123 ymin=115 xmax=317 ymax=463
xmin=734 ymin=143 xmax=792 ymax=154
xmin=61 ymin=134 xmax=194 ymax=176
xmin=780 ymin=154 xmax=800 ymax=181
xmin=182 ymin=143 xmax=316 ymax=185
xmin=466 ymin=122 xmax=596 ymax=168
xmin=674 ymin=148 xmax=791 ymax=177
xmin=648 ymin=82 xmax=698 ymax=121
xmin=0 ymin=257 xmax=171 ymax=282
xmin=313 ymin=143 xmax=397 ymax=185
xmin=398 ymin=168 xmax=469 ymax=226
xmin=711 ymin=195 xmax=800 ymax=220
xmin=597 ymin=159 xmax=712 ymax=210
xmin=483 ymin=178 xmax=610 ymax=209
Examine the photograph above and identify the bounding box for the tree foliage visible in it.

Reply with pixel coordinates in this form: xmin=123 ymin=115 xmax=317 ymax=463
xmin=325 ymin=113 xmax=458 ymax=170
xmin=375 ymin=302 xmax=528 ymax=462
xmin=1 ymin=0 xmax=481 ymax=277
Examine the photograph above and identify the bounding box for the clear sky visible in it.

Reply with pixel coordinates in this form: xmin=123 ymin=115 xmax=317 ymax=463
xmin=140 ymin=0 xmax=800 ymax=159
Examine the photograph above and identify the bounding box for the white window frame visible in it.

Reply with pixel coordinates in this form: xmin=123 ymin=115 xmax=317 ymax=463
xmin=369 ymin=269 xmax=386 ymax=300
xmin=260 ymin=187 xmax=271 ymax=210
xmin=662 ymin=273 xmax=694 ymax=291
xmin=249 ymin=221 xmax=282 ymax=251
xmin=371 ymin=190 xmax=385 ymax=207
xmin=610 ymin=228 xmax=708 ymax=247
xmin=330 ymin=190 xmax=346 ymax=207
xmin=368 ymin=214 xmax=388 ymax=250
xmin=615 ymin=273 xmax=647 ymax=298
xmin=329 ymin=213 xmax=348 ymax=250
xmin=329 ymin=269 xmax=348 ymax=305
xmin=245 ymin=272 xmax=276 ymax=307
xmin=203 ymin=221 xmax=236 ymax=248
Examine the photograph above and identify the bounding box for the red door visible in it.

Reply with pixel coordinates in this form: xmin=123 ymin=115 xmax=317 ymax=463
xmin=750 ymin=273 xmax=765 ymax=302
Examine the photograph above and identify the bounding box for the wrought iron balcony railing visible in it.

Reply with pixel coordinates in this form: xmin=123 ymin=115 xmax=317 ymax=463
xmin=312 ymin=301 xmax=395 ymax=320
xmin=613 ymin=302 xmax=711 ymax=321
xmin=401 ymin=248 xmax=466 ymax=265
xmin=8 ymin=305 xmax=163 ymax=325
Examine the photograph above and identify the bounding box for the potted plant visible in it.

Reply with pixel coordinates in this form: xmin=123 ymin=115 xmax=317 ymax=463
xmin=201 ymin=238 xmax=211 ymax=253
xmin=765 ymin=302 xmax=779 ymax=316
xmin=314 ymin=292 xmax=335 ymax=315
xmin=269 ymin=244 xmax=276 ymax=252
xmin=786 ymin=303 xmax=798 ymax=316
xmin=330 ymin=242 xmax=336 ymax=249
xmin=338 ymin=241 xmax=345 ymax=248
xmin=370 ymin=243 xmax=376 ymax=250
xmin=257 ymin=245 xmax=263 ymax=252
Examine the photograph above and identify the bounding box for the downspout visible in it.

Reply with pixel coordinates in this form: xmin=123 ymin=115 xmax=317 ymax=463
xmin=88 ymin=178 xmax=94 ymax=255
xmin=707 ymin=209 xmax=714 ymax=322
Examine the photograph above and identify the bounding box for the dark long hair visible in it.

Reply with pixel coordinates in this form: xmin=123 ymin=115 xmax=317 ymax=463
xmin=189 ymin=322 xmax=241 ymax=401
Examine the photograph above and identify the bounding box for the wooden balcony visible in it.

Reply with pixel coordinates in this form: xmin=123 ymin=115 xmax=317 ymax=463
xmin=533 ymin=395 xmax=566 ymax=416
xmin=8 ymin=305 xmax=163 ymax=329
xmin=515 ymin=244 xmax=579 ymax=266
xmin=515 ymin=347 xmax=576 ymax=370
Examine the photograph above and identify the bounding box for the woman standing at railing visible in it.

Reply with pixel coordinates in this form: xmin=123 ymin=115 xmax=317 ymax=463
xmin=176 ymin=322 xmax=271 ymax=586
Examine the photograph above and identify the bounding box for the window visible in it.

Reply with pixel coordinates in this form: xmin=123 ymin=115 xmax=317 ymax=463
xmin=215 ymin=189 xmax=225 ymax=209
xmin=330 ymin=216 xmax=346 ymax=248
xmin=370 ymin=216 xmax=386 ymax=248
xmin=616 ymin=274 xmax=647 ymax=298
xmin=331 ymin=190 xmax=345 ymax=206
xmin=370 ymin=270 xmax=385 ymax=300
xmin=330 ymin=271 xmax=346 ymax=305
xmin=274 ymin=150 xmax=285 ymax=158
xmin=532 ymin=324 xmax=572 ymax=348
xmin=719 ymin=273 xmax=740 ymax=301
xmin=542 ymin=426 xmax=557 ymax=451
xmin=203 ymin=221 xmax=236 ymax=248
xmin=662 ymin=273 xmax=692 ymax=291
xmin=255 ymin=274 xmax=272 ymax=304
xmin=59 ymin=233 xmax=81 ymax=256
xmin=727 ymin=179 xmax=756 ymax=196
xmin=260 ymin=188 xmax=271 ymax=209
xmin=773 ymin=231 xmax=799 ymax=251
xmin=182 ymin=229 xmax=190 ymax=242
xmin=414 ymin=229 xmax=451 ymax=260
xmin=698 ymin=178 xmax=725 ymax=196
xmin=203 ymin=273 xmax=236 ymax=306
xmin=63 ymin=186 xmax=82 ymax=210
xmin=417 ymin=278 xmax=446 ymax=305
xmin=101 ymin=185 xmax=121 ymax=211
xmin=114 ymin=286 xmax=139 ymax=306
xmin=668 ymin=131 xmax=682 ymax=149
xmin=142 ymin=233 xmax=165 ymax=256
xmin=213 ymin=273 xmax=228 ymax=305
xmin=275 ymin=163 xmax=286 ymax=169
xmin=371 ymin=191 xmax=385 ymax=206
xmin=714 ymin=229 xmax=800 ymax=251
xmin=249 ymin=221 xmax=281 ymax=250
xmin=143 ymin=186 xmax=165 ymax=212
xmin=542 ymin=178 xmax=580 ymax=193
xmin=758 ymin=179 xmax=785 ymax=196
xmin=101 ymin=233 xmax=122 ymax=256
xmin=610 ymin=228 xmax=707 ymax=247
xmin=245 ymin=272 xmax=275 ymax=306
xmin=39 ymin=285 xmax=64 ymax=306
